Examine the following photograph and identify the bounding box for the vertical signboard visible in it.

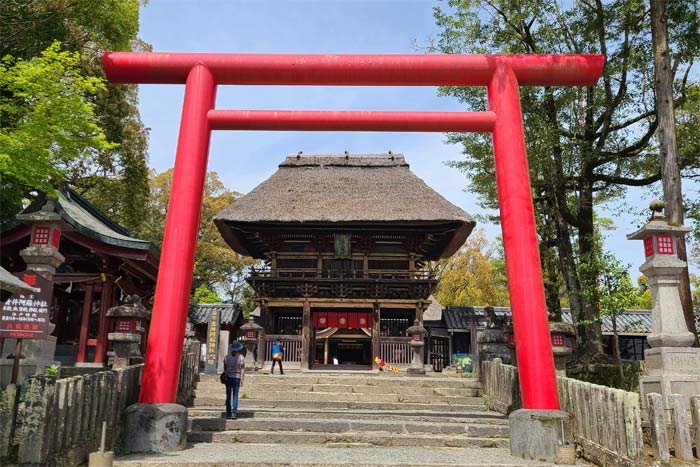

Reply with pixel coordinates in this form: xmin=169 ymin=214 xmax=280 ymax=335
xmin=0 ymin=272 xmax=52 ymax=339
xmin=204 ymin=307 xmax=220 ymax=374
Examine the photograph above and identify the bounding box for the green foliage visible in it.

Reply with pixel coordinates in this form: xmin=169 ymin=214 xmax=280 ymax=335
xmin=141 ymin=169 xmax=260 ymax=304
xmin=44 ymin=364 xmax=60 ymax=376
xmin=192 ymin=284 xmax=222 ymax=304
xmin=0 ymin=0 xmax=150 ymax=233
xmin=678 ymin=85 xmax=700 ymax=257
xmin=430 ymin=0 xmax=700 ymax=356
xmin=0 ymin=42 xmax=114 ymax=222
xmin=432 ymin=228 xmax=510 ymax=307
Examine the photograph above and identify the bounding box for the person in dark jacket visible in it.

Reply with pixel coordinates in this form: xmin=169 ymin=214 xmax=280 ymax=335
xmin=223 ymin=341 xmax=245 ymax=419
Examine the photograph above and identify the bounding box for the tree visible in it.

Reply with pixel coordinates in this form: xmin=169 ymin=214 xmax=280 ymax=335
xmin=580 ymin=252 xmax=639 ymax=388
xmin=431 ymin=0 xmax=700 ymax=358
xmin=650 ymin=0 xmax=696 ymax=341
xmin=141 ymin=169 xmax=260 ymax=306
xmin=0 ymin=42 xmax=114 ymax=222
xmin=431 ymin=228 xmax=510 ymax=307
xmin=0 ymin=0 xmax=150 ymax=233
xmin=192 ymin=284 xmax=222 ymax=304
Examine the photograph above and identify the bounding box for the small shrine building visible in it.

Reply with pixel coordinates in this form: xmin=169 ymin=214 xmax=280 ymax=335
xmin=0 ymin=189 xmax=159 ymax=368
xmin=214 ymin=154 xmax=474 ymax=370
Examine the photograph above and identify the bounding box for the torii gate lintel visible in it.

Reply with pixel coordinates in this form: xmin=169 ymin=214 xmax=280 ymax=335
xmin=102 ymin=52 xmax=604 ymax=411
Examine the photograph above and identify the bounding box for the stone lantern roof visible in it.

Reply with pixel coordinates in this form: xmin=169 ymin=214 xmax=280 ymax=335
xmin=627 ymin=200 xmax=691 ymax=240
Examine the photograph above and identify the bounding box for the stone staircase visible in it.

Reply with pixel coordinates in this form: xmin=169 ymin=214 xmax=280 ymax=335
xmin=114 ymin=371 xmax=589 ymax=466
xmin=189 ymin=372 xmax=510 ymax=449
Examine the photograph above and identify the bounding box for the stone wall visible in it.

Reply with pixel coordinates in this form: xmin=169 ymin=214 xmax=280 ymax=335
xmin=481 ymin=359 xmax=645 ymax=466
xmin=0 ymin=365 xmax=142 ymax=465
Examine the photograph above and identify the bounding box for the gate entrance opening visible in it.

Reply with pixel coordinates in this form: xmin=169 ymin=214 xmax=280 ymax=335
xmin=102 ymin=52 xmax=604 ymax=410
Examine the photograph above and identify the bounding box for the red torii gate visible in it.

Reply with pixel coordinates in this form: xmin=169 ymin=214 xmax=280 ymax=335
xmin=102 ymin=53 xmax=604 ymax=410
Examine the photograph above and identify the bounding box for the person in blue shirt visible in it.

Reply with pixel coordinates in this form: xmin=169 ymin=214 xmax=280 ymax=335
xmin=271 ymin=338 xmax=284 ymax=375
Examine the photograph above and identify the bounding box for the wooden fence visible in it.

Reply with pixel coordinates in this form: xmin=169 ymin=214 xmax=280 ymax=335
xmin=177 ymin=338 xmax=201 ymax=406
xmin=0 ymin=340 xmax=201 ymax=465
xmin=380 ymin=337 xmax=411 ymax=366
xmin=480 ymin=359 xmax=521 ymax=414
xmin=480 ymin=358 xmax=644 ymax=467
xmin=264 ymin=335 xmax=302 ymax=362
xmin=557 ymin=376 xmax=644 ymax=466
xmin=0 ymin=365 xmax=142 ymax=465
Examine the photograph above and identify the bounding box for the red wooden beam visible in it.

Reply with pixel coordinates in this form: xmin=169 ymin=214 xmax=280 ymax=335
xmin=102 ymin=53 xmax=604 ymax=87
xmin=208 ymin=110 xmax=496 ymax=132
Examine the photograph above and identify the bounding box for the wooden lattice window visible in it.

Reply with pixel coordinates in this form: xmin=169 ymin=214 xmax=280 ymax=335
xmin=656 ymin=235 xmax=674 ymax=255
xmin=32 ymin=226 xmax=50 ymax=245
xmin=644 ymin=237 xmax=654 ymax=257
xmin=551 ymin=333 xmax=565 ymax=347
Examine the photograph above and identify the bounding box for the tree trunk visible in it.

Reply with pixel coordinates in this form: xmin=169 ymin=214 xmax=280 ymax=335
xmin=612 ymin=310 xmax=625 ymax=389
xmin=578 ymin=167 xmax=604 ymax=357
xmin=650 ymin=0 xmax=696 ymax=342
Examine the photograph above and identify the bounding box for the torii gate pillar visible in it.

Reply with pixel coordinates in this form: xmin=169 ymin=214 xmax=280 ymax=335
xmin=103 ymin=52 xmax=603 ymax=458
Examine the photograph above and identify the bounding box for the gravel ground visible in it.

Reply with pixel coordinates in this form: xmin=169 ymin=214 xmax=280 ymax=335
xmin=113 ymin=443 xmax=591 ymax=467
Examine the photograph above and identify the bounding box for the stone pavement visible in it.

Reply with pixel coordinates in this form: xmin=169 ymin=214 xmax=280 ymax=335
xmin=114 ymin=371 xmax=591 ymax=466
xmin=114 ymin=442 xmax=590 ymax=466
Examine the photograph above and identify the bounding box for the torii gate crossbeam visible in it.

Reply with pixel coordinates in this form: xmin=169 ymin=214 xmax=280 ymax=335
xmin=102 ymin=52 xmax=604 ymax=411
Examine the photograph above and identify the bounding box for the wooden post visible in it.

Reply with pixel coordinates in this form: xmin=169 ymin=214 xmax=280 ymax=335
xmin=76 ymin=284 xmax=94 ymax=363
xmin=10 ymin=339 xmax=22 ymax=384
xmin=94 ymin=280 xmax=113 ymax=364
xmin=416 ymin=302 xmax=425 ymax=326
xmin=363 ymin=254 xmax=368 ymax=278
xmin=372 ymin=302 xmax=381 ymax=369
xmin=301 ymin=301 xmax=311 ymax=370
xmin=270 ymin=252 xmax=277 ymax=276
xmin=324 ymin=337 xmax=329 ymax=364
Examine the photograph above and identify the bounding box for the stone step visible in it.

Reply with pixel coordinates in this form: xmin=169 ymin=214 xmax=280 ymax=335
xmin=192 ymin=397 xmax=487 ymax=412
xmin=189 ymin=416 xmax=509 ymax=438
xmin=196 ymin=382 xmax=481 ymax=397
xmin=113 ymin=443 xmax=579 ymax=467
xmin=194 ymin=389 xmax=485 ymax=405
xmin=198 ymin=373 xmax=480 ymax=389
xmin=187 ymin=407 xmax=508 ymax=425
xmin=188 ymin=429 xmax=510 ymax=449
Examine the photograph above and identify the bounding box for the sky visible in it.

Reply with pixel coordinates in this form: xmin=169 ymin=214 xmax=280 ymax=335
xmin=135 ymin=0 xmax=697 ymax=278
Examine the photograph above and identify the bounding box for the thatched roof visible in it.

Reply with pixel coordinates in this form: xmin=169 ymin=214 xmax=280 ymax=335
xmin=215 ymin=154 xmax=475 ymax=258
xmin=216 ymin=154 xmax=473 ymax=224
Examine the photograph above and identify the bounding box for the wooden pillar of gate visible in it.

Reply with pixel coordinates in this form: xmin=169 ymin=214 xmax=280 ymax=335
xmin=76 ymin=283 xmax=94 ymax=363
xmin=372 ymin=302 xmax=381 ymax=369
xmin=301 ymin=300 xmax=311 ymax=370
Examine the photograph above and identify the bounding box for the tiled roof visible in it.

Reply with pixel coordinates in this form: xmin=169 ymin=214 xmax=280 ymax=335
xmin=561 ymin=308 xmax=651 ymax=335
xmin=442 ymin=307 xmax=651 ymax=335
xmin=189 ymin=303 xmax=243 ymax=326
xmin=443 ymin=306 xmax=510 ymax=330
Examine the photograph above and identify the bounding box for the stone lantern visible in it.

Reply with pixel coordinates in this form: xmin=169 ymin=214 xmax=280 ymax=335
xmin=106 ymin=295 xmax=150 ymax=369
xmin=240 ymin=316 xmax=263 ymax=371
xmin=549 ymin=322 xmax=576 ymax=376
xmin=406 ymin=319 xmax=427 ymax=376
xmin=16 ymin=198 xmax=65 ymax=280
xmin=627 ymin=201 xmax=698 ymax=414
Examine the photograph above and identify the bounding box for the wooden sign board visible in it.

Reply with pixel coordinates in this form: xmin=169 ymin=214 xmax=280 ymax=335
xmin=204 ymin=307 xmax=220 ymax=374
xmin=0 ymin=272 xmax=53 ymax=339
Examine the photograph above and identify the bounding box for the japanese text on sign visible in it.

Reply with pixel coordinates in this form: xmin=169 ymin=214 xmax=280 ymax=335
xmin=0 ymin=273 xmax=53 ymax=339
